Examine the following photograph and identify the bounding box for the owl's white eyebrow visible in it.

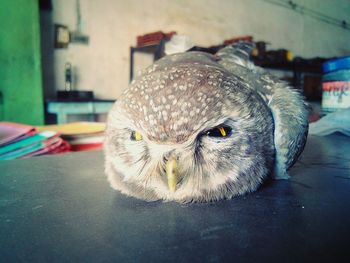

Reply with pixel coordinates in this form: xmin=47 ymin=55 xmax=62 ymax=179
xmin=207 ymin=118 xmax=235 ymax=128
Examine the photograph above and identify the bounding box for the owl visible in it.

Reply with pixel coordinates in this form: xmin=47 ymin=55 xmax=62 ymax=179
xmin=104 ymin=43 xmax=308 ymax=203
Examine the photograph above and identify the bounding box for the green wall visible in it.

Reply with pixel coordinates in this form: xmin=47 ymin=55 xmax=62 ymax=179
xmin=0 ymin=0 xmax=44 ymax=125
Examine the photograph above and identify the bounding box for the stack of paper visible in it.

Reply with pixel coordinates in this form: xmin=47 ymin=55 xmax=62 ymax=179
xmin=37 ymin=122 xmax=106 ymax=151
xmin=0 ymin=122 xmax=70 ymax=160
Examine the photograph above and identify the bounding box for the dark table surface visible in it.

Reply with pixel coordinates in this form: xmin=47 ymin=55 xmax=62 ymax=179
xmin=1 ymin=134 xmax=350 ymax=263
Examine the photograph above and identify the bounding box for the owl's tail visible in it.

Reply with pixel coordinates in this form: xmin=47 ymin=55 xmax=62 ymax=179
xmin=216 ymin=42 xmax=256 ymax=71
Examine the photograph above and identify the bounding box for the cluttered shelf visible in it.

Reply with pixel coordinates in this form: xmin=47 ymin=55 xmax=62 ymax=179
xmin=130 ymin=33 xmax=332 ymax=101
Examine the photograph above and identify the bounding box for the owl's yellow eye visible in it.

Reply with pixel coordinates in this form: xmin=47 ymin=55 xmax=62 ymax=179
xmin=218 ymin=127 xmax=227 ymax=137
xmin=206 ymin=126 xmax=232 ymax=138
xmin=130 ymin=131 xmax=143 ymax=141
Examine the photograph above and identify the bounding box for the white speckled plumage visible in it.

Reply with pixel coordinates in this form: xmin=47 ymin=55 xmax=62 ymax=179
xmin=104 ymin=43 xmax=308 ymax=203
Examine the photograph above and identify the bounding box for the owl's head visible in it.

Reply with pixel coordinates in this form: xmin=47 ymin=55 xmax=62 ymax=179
xmin=104 ymin=52 xmax=274 ymax=203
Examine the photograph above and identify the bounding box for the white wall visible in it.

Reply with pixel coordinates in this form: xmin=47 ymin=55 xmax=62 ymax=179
xmin=46 ymin=0 xmax=350 ymax=100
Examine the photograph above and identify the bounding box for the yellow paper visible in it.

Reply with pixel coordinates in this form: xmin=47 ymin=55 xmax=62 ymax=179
xmin=36 ymin=122 xmax=106 ymax=136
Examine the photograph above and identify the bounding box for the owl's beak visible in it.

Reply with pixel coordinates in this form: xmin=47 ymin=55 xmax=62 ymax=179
xmin=165 ymin=156 xmax=178 ymax=193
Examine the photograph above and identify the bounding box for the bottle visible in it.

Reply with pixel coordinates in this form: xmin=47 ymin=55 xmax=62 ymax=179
xmin=65 ymin=62 xmax=72 ymax=92
xmin=322 ymin=56 xmax=350 ymax=113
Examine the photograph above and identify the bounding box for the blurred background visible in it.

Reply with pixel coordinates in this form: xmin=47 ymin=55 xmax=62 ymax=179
xmin=1 ymin=0 xmax=350 ymax=124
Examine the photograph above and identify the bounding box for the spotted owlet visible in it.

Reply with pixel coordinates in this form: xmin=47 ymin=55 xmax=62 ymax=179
xmin=104 ymin=43 xmax=308 ymax=203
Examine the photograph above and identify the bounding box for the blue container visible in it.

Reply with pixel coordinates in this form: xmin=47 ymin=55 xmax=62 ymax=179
xmin=323 ymin=56 xmax=350 ymax=73
xmin=322 ymin=56 xmax=350 ymax=113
